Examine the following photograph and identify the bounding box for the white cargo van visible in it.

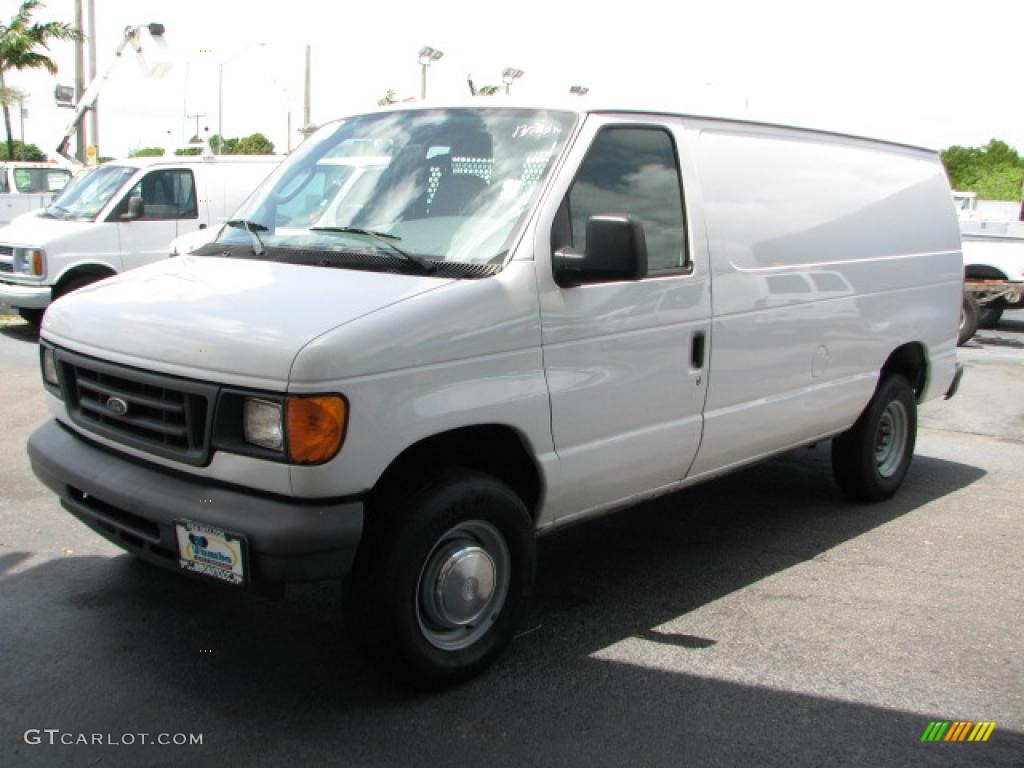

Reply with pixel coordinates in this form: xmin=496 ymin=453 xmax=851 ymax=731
xmin=0 ymin=155 xmax=280 ymax=324
xmin=0 ymin=161 xmax=73 ymax=227
xmin=28 ymin=103 xmax=963 ymax=686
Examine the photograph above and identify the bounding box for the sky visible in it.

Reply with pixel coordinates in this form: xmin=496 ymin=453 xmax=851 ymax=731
xmin=2 ymin=0 xmax=1023 ymax=160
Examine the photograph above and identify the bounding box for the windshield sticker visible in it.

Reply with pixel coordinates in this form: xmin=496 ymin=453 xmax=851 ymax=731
xmin=513 ymin=122 xmax=563 ymax=140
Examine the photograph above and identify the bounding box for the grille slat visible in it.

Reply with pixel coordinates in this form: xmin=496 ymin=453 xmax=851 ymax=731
xmin=76 ymin=377 xmax=185 ymax=413
xmin=78 ymin=399 xmax=189 ymax=438
xmin=0 ymin=262 xmax=12 ymax=274
xmin=58 ymin=350 xmax=215 ymax=466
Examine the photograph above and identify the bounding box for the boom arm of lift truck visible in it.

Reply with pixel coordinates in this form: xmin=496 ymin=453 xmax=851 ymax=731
xmin=55 ymin=23 xmax=170 ymax=166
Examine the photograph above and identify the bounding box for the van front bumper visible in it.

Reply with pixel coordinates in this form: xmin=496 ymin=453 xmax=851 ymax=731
xmin=0 ymin=280 xmax=51 ymax=309
xmin=28 ymin=420 xmax=364 ymax=590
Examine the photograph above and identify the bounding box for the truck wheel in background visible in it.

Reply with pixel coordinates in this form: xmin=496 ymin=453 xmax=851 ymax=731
xmin=831 ymin=374 xmax=917 ymax=502
xmin=976 ymin=300 xmax=1004 ymax=330
xmin=343 ymin=466 xmax=535 ymax=688
xmin=55 ymin=271 xmax=109 ymax=301
xmin=18 ymin=308 xmax=44 ymax=326
xmin=958 ymin=292 xmax=978 ymax=346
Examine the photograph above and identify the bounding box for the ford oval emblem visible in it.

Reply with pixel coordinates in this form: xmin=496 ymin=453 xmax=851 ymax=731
xmin=105 ymin=396 xmax=129 ymax=416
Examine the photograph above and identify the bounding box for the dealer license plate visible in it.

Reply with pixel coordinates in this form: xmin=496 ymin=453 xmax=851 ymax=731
xmin=174 ymin=520 xmax=247 ymax=586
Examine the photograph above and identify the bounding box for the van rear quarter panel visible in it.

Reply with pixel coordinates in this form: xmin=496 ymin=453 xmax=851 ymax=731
xmin=686 ymin=121 xmax=961 ymax=477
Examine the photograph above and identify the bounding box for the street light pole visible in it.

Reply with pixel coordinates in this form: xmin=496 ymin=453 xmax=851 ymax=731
xmin=418 ymin=46 xmax=443 ymax=100
xmin=502 ymin=67 xmax=524 ymax=96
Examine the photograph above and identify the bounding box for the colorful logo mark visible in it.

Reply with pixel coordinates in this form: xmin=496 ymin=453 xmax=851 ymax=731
xmin=921 ymin=721 xmax=996 ymax=743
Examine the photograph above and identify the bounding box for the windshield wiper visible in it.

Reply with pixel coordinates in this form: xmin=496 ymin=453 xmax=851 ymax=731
xmin=225 ymin=219 xmax=267 ymax=257
xmin=309 ymin=226 xmax=435 ymax=275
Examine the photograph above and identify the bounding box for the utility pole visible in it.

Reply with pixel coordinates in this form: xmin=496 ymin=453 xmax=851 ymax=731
xmin=86 ymin=0 xmax=98 ymax=161
xmin=186 ymin=112 xmax=206 ymax=141
xmin=73 ymin=0 xmax=86 ymax=162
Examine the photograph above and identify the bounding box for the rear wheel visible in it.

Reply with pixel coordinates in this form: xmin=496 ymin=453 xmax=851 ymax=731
xmin=976 ymin=300 xmax=1004 ymax=330
xmin=343 ymin=466 xmax=535 ymax=688
xmin=832 ymin=375 xmax=917 ymax=502
xmin=958 ymin=292 xmax=978 ymax=346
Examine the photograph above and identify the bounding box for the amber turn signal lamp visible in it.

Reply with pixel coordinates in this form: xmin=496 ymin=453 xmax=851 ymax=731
xmin=285 ymin=395 xmax=347 ymax=464
xmin=31 ymin=250 xmax=44 ymax=276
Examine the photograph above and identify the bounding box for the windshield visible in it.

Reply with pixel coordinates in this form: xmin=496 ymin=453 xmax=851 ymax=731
xmin=220 ymin=108 xmax=576 ymax=266
xmin=45 ymin=165 xmax=136 ymax=220
xmin=12 ymin=167 xmax=71 ymax=194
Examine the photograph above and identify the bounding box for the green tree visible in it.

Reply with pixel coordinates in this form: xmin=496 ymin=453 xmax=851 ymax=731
xmin=234 ymin=132 xmax=274 ymax=155
xmin=377 ymin=89 xmax=398 ymax=107
xmin=0 ymin=137 xmax=44 ymax=160
xmin=209 ymin=134 xmax=239 ymax=155
xmin=0 ymin=1 xmax=82 ymax=160
xmin=129 ymin=146 xmax=165 ymax=158
xmin=941 ymin=138 xmax=1024 ymax=201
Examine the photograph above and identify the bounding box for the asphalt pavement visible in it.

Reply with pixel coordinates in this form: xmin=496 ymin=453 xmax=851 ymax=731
xmin=1 ymin=311 xmax=1022 ymax=767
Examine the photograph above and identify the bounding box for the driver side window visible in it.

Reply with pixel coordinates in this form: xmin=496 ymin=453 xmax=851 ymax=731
xmin=556 ymin=126 xmax=688 ymax=274
xmin=121 ymin=169 xmax=197 ymax=220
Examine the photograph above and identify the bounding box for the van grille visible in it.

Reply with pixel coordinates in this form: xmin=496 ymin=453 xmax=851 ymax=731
xmin=0 ymin=245 xmax=13 ymax=257
xmin=0 ymin=262 xmax=11 ymax=273
xmin=58 ymin=350 xmax=217 ymax=465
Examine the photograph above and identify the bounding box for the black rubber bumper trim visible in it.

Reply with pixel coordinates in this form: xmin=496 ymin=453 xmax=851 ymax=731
xmin=28 ymin=420 xmax=364 ymax=587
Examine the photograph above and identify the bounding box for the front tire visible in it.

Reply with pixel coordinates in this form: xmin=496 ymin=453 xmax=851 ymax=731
xmin=18 ymin=308 xmax=44 ymax=326
xmin=344 ymin=467 xmax=535 ymax=688
xmin=832 ymin=375 xmax=917 ymax=502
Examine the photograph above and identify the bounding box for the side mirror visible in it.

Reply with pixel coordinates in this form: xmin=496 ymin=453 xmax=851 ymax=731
xmin=552 ymin=214 xmax=648 ymax=287
xmin=121 ymin=196 xmax=145 ymax=221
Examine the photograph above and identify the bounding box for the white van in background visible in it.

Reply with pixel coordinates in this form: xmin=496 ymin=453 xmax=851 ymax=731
xmin=0 ymin=155 xmax=280 ymax=323
xmin=29 ymin=103 xmax=963 ymax=686
xmin=0 ymin=162 xmax=73 ymax=227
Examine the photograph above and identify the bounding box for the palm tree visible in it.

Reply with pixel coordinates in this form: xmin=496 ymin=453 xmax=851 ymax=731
xmin=0 ymin=1 xmax=81 ymax=160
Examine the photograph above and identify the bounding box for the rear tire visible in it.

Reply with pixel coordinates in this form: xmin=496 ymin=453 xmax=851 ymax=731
xmin=343 ymin=466 xmax=535 ymax=688
xmin=976 ymin=301 xmax=1004 ymax=330
xmin=958 ymin=292 xmax=978 ymax=346
xmin=832 ymin=375 xmax=917 ymax=502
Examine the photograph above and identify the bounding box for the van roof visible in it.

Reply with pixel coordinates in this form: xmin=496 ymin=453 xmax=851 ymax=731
xmin=360 ymin=97 xmax=937 ymax=155
xmin=97 ymin=154 xmax=282 ymax=170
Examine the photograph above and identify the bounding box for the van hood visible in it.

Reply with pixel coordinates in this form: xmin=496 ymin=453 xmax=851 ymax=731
xmin=0 ymin=212 xmax=96 ymax=248
xmin=42 ymin=255 xmax=453 ymax=389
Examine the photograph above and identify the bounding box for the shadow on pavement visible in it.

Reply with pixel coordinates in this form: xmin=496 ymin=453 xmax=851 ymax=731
xmin=3 ymin=446 xmax=1015 ymax=767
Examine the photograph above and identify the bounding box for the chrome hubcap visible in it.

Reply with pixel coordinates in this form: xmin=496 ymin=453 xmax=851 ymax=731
xmin=874 ymin=400 xmax=908 ymax=478
xmin=416 ymin=520 xmax=510 ymax=651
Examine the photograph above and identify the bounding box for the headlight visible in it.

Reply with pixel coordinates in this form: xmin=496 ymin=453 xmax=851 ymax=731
xmin=239 ymin=393 xmax=347 ymax=464
xmin=18 ymin=248 xmax=45 ymax=277
xmin=243 ymin=398 xmax=284 ymax=450
xmin=41 ymin=347 xmax=59 ymax=387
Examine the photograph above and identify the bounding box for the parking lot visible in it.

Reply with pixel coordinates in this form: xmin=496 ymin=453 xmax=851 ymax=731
xmin=1 ymin=310 xmax=1022 ymax=767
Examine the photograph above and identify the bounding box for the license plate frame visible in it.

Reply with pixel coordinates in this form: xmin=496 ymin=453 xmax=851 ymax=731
xmin=174 ymin=519 xmax=248 ymax=587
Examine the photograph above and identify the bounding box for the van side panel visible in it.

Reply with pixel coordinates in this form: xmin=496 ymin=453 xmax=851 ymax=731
xmin=688 ymin=123 xmax=962 ymax=478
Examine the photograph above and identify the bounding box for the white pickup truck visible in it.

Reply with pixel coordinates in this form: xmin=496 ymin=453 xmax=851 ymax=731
xmin=28 ymin=102 xmax=963 ymax=686
xmin=960 ymin=223 xmax=1024 ymax=338
xmin=0 ymin=162 xmax=72 ymax=227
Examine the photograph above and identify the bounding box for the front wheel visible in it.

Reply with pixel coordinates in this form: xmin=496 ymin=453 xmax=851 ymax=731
xmin=832 ymin=375 xmax=917 ymax=502
xmin=343 ymin=467 xmax=535 ymax=688
xmin=18 ymin=308 xmax=44 ymax=326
